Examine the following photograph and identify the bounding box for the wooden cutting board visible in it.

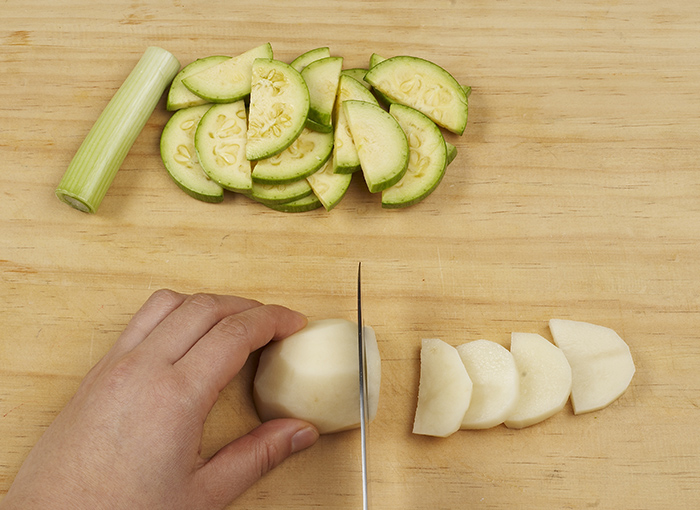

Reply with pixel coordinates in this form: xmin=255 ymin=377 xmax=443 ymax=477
xmin=1 ymin=1 xmax=699 ymax=508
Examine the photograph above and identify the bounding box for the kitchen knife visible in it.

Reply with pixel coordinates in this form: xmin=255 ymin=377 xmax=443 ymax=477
xmin=357 ymin=262 xmax=370 ymax=510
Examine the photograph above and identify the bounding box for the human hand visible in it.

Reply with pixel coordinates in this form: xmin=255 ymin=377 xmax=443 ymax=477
xmin=2 ymin=290 xmax=319 ymax=510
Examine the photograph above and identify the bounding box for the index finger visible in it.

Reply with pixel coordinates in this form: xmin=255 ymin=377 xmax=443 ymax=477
xmin=175 ymin=303 xmax=307 ymax=407
xmin=110 ymin=289 xmax=188 ymax=358
xmin=138 ymin=293 xmax=265 ymax=363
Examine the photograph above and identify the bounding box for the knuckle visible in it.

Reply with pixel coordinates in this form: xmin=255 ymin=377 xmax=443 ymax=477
xmin=217 ymin=313 xmax=252 ymax=339
xmin=151 ymin=371 xmax=194 ymax=412
xmin=98 ymin=354 xmax=142 ymax=400
xmin=187 ymin=292 xmax=221 ymax=313
xmin=100 ymin=354 xmax=195 ymax=414
xmin=148 ymin=288 xmax=184 ymax=309
xmin=251 ymin=430 xmax=283 ymax=477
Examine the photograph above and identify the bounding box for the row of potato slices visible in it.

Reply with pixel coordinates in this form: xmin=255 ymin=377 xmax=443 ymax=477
xmin=159 ymin=43 xmax=469 ymax=211
xmin=413 ymin=319 xmax=636 ymax=437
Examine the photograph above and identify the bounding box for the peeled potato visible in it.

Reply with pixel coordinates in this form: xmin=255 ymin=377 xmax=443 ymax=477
xmin=458 ymin=339 xmax=519 ymax=429
xmin=253 ymin=318 xmax=381 ymax=435
xmin=504 ymin=332 xmax=572 ymax=429
xmin=549 ymin=319 xmax=635 ymax=414
xmin=413 ymin=338 xmax=473 ymax=438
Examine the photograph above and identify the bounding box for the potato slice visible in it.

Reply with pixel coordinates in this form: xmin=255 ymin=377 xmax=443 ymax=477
xmin=549 ymin=319 xmax=635 ymax=414
xmin=458 ymin=339 xmax=519 ymax=429
xmin=253 ymin=319 xmax=381 ymax=435
xmin=413 ymin=338 xmax=472 ymax=438
xmin=504 ymin=333 xmax=572 ymax=429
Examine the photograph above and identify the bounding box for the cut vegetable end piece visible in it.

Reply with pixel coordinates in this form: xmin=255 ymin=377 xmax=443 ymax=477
xmin=365 ymin=55 xmax=468 ymax=135
xmin=167 ymin=56 xmax=228 ymax=111
xmin=56 ymin=46 xmax=181 ymax=213
xmin=504 ymin=333 xmax=572 ymax=429
xmin=301 ymin=56 xmax=343 ymax=129
xmin=306 ymin=157 xmax=352 ymax=211
xmin=252 ymin=128 xmax=333 ymax=184
xmin=195 ymin=101 xmax=252 ymax=193
xmin=160 ymin=105 xmax=224 ymax=203
xmin=246 ymin=58 xmax=310 ymax=161
xmin=413 ymin=339 xmax=472 ymax=438
xmin=457 ymin=339 xmax=519 ymax=429
xmin=549 ymin=319 xmax=635 ymax=415
xmin=182 ymin=43 xmax=273 ymax=103
xmin=290 ymin=46 xmax=331 ymax=72
xmin=343 ymin=100 xmax=408 ymax=193
xmin=382 ymin=104 xmax=447 ymax=209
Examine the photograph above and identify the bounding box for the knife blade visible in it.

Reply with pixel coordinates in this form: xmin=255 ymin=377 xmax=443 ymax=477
xmin=357 ymin=262 xmax=370 ymax=510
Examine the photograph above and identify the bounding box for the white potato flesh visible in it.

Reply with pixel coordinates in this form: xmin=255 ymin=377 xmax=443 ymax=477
xmin=504 ymin=332 xmax=573 ymax=429
xmin=458 ymin=339 xmax=519 ymax=429
xmin=253 ymin=319 xmax=381 ymax=435
xmin=549 ymin=319 xmax=635 ymax=415
xmin=412 ymin=338 xmax=472 ymax=438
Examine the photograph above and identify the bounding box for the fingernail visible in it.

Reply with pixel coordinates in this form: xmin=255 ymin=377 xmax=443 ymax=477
xmin=291 ymin=426 xmax=319 ymax=453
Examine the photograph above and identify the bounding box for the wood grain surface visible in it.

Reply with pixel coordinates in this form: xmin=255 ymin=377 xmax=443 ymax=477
xmin=2 ymin=1 xmax=699 ymax=508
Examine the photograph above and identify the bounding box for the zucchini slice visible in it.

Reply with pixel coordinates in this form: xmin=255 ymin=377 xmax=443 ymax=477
xmin=251 ymin=127 xmax=333 ymax=184
xmin=369 ymin=53 xmax=386 ymax=68
xmin=445 ymin=141 xmax=458 ymax=166
xmin=194 ymin=101 xmax=252 ymax=193
xmin=290 ymin=46 xmax=331 ymax=72
xmin=182 ymin=43 xmax=273 ymax=103
xmin=305 ymin=117 xmax=334 ymax=133
xmin=340 ymin=68 xmax=371 ymax=89
xmin=160 ymin=104 xmax=224 ymax=203
xmin=343 ymin=99 xmax=408 ymax=193
xmin=332 ymin=75 xmax=380 ymax=174
xmin=301 ymin=56 xmax=343 ymax=130
xmin=251 ymin=178 xmax=313 ymax=205
xmin=246 ymin=58 xmax=310 ymax=161
xmin=306 ymin=157 xmax=352 ymax=211
xmin=167 ymin=56 xmax=228 ymax=111
xmin=365 ymin=55 xmax=468 ymax=134
xmin=381 ymin=104 xmax=447 ymax=208
xmin=258 ymin=192 xmax=323 ymax=213
xmin=369 ymin=53 xmax=471 ymax=109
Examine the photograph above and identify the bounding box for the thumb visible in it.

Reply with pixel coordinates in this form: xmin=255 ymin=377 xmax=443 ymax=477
xmin=197 ymin=419 xmax=319 ymax=507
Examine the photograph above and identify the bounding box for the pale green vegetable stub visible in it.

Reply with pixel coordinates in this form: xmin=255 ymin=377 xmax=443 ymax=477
xmin=56 ymin=47 xmax=180 ymax=213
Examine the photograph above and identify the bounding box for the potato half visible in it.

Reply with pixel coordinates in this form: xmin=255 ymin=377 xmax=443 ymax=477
xmin=253 ymin=318 xmax=381 ymax=434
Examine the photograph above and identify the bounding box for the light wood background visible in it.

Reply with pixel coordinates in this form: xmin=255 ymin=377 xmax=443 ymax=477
xmin=2 ymin=1 xmax=699 ymax=508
